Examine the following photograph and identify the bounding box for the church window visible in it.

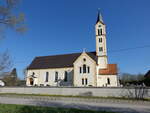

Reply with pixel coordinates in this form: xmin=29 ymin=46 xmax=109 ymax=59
xmin=98 ymin=29 xmax=102 ymax=36
xmin=64 ymin=71 xmax=68 ymax=82
xmin=87 ymin=66 xmax=90 ymax=73
xmin=100 ymin=29 xmax=103 ymax=35
xmin=99 ymin=38 xmax=102 ymax=43
xmin=80 ymin=67 xmax=82 ymax=73
xmin=99 ymin=47 xmax=103 ymax=52
xmin=45 ymin=72 xmax=49 ymax=82
xmin=85 ymin=78 xmax=88 ymax=85
xmin=82 ymin=78 xmax=84 ymax=85
xmin=83 ymin=64 xmax=86 ymax=73
xmin=83 ymin=58 xmax=86 ymax=62
xmin=107 ymin=78 xmax=110 ymax=85
xmin=55 ymin=72 xmax=58 ymax=82
xmin=98 ymin=29 xmax=100 ymax=36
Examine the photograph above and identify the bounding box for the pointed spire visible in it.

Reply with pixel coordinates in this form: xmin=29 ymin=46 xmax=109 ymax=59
xmin=96 ymin=9 xmax=103 ymax=24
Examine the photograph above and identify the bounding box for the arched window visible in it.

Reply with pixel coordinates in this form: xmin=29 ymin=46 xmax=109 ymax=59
xmin=45 ymin=72 xmax=49 ymax=82
xmin=98 ymin=29 xmax=103 ymax=36
xmin=107 ymin=78 xmax=110 ymax=85
xmin=55 ymin=72 xmax=58 ymax=82
xmin=98 ymin=29 xmax=100 ymax=36
xmin=100 ymin=29 xmax=103 ymax=35
xmin=87 ymin=66 xmax=90 ymax=73
xmin=64 ymin=71 xmax=68 ymax=82
xmin=85 ymin=78 xmax=88 ymax=85
xmin=83 ymin=64 xmax=86 ymax=73
xmin=82 ymin=78 xmax=84 ymax=85
xmin=80 ymin=67 xmax=82 ymax=73
xmin=99 ymin=38 xmax=102 ymax=43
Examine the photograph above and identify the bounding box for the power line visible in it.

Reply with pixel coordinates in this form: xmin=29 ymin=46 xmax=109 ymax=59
xmin=14 ymin=44 xmax=150 ymax=63
xmin=108 ymin=44 xmax=150 ymax=53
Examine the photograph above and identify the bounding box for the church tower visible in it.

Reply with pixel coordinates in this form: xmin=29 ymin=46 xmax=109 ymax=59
xmin=95 ymin=11 xmax=108 ymax=69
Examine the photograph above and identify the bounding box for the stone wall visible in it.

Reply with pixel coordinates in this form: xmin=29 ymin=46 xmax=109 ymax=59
xmin=0 ymin=87 xmax=149 ymax=98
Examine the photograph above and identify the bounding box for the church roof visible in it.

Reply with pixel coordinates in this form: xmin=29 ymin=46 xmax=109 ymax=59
xmin=27 ymin=52 xmax=97 ymax=70
xmin=99 ymin=64 xmax=118 ymax=75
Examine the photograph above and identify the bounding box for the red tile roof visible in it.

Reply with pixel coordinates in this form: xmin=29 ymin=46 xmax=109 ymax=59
xmin=99 ymin=64 xmax=118 ymax=75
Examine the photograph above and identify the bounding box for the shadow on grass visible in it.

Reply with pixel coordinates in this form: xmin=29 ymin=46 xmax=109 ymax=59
xmin=0 ymin=104 xmax=115 ymax=113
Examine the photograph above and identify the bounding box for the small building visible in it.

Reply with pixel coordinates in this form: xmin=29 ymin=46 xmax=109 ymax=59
xmin=26 ymin=11 xmax=119 ymax=87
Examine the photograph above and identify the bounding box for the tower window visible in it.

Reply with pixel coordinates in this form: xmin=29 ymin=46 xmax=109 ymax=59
xmin=64 ymin=71 xmax=68 ymax=82
xmin=100 ymin=29 xmax=103 ymax=35
xmin=98 ymin=29 xmax=100 ymax=36
xmin=45 ymin=72 xmax=49 ymax=82
xmin=99 ymin=47 xmax=103 ymax=52
xmin=82 ymin=78 xmax=84 ymax=85
xmin=80 ymin=67 xmax=82 ymax=73
xmin=107 ymin=78 xmax=110 ymax=85
xmin=55 ymin=72 xmax=58 ymax=82
xmin=83 ymin=64 xmax=86 ymax=73
xmin=98 ymin=29 xmax=102 ymax=36
xmin=87 ymin=66 xmax=90 ymax=73
xmin=99 ymin=38 xmax=102 ymax=43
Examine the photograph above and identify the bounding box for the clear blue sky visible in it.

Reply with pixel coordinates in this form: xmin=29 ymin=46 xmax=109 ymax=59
xmin=1 ymin=0 xmax=150 ymax=79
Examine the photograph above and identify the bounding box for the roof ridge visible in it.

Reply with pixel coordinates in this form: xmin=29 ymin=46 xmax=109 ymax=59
xmin=36 ymin=51 xmax=96 ymax=58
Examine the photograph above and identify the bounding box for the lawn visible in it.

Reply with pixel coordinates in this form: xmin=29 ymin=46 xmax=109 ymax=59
xmin=0 ymin=104 xmax=116 ymax=113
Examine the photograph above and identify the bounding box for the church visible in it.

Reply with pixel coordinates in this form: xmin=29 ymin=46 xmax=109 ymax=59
xmin=26 ymin=12 xmax=119 ymax=87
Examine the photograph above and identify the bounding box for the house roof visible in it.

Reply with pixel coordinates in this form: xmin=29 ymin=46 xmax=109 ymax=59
xmin=144 ymin=70 xmax=150 ymax=78
xmin=27 ymin=52 xmax=97 ymax=70
xmin=99 ymin=64 xmax=118 ymax=75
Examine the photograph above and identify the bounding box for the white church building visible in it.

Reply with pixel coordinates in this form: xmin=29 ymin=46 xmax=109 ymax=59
xmin=26 ymin=12 xmax=119 ymax=87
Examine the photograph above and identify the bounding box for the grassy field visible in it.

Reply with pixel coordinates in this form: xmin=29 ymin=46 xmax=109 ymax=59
xmin=0 ymin=104 xmax=115 ymax=113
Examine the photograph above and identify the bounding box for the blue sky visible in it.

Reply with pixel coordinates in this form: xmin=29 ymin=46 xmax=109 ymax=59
xmin=1 ymin=0 xmax=150 ymax=79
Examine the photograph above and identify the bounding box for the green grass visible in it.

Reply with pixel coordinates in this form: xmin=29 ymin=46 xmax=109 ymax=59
xmin=0 ymin=104 xmax=115 ymax=113
xmin=0 ymin=93 xmax=149 ymax=101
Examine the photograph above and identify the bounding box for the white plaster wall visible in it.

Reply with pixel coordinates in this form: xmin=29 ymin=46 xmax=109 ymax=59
xmin=26 ymin=70 xmax=40 ymax=86
xmin=97 ymin=56 xmax=108 ymax=69
xmin=97 ymin=75 xmax=118 ymax=87
xmin=95 ymin=21 xmax=108 ymax=69
xmin=95 ymin=22 xmax=107 ymax=57
xmin=74 ymin=53 xmax=96 ymax=87
xmin=26 ymin=68 xmax=73 ymax=86
xmin=0 ymin=87 xmax=149 ymax=98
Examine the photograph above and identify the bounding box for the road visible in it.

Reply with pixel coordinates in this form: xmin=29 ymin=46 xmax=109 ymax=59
xmin=0 ymin=96 xmax=150 ymax=113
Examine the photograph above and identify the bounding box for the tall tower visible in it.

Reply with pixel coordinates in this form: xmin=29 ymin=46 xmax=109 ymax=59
xmin=95 ymin=11 xmax=108 ymax=69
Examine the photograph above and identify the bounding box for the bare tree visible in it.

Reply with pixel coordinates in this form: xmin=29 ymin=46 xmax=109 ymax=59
xmin=0 ymin=51 xmax=11 ymax=74
xmin=0 ymin=0 xmax=26 ymax=75
xmin=0 ymin=0 xmax=26 ymax=34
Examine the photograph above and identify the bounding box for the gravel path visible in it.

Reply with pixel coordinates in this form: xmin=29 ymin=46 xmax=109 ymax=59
xmin=0 ymin=96 xmax=150 ymax=113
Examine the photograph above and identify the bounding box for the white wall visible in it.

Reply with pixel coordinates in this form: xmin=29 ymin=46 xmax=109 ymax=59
xmin=0 ymin=87 xmax=149 ymax=98
xmin=97 ymin=75 xmax=118 ymax=87
xmin=74 ymin=53 xmax=96 ymax=87
xmin=26 ymin=68 xmax=73 ymax=86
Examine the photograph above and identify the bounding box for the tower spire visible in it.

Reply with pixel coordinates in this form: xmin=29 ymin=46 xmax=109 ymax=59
xmin=96 ymin=9 xmax=103 ymax=23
